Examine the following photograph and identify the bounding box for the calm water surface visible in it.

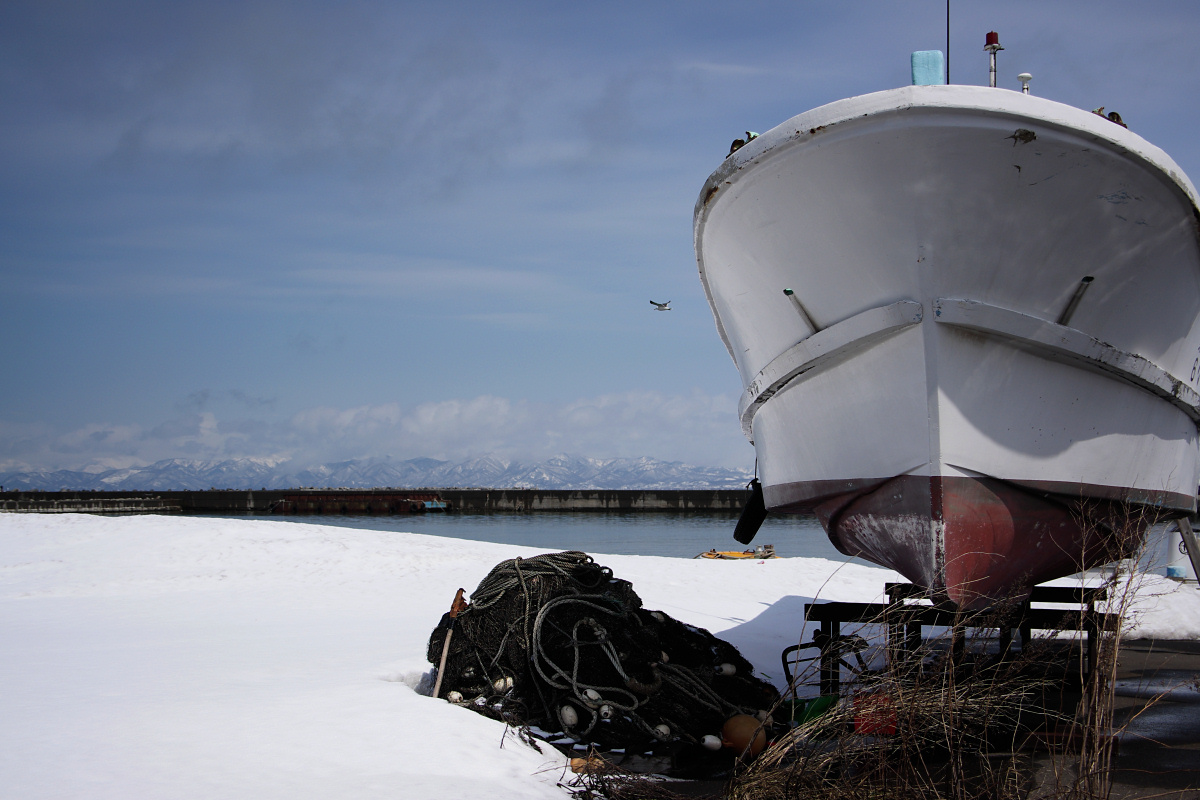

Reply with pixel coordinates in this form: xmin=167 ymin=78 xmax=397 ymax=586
xmin=265 ymin=511 xmax=851 ymax=561
xmin=246 ymin=512 xmax=1185 ymax=574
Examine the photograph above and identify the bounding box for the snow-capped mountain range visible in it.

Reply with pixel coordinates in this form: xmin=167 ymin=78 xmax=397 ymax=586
xmin=0 ymin=455 xmax=754 ymax=492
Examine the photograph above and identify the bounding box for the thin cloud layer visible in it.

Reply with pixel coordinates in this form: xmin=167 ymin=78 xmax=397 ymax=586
xmin=0 ymin=390 xmax=751 ymax=473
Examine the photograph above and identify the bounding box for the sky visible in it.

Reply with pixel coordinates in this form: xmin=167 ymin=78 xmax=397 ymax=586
xmin=3 ymin=0 xmax=1199 ymax=473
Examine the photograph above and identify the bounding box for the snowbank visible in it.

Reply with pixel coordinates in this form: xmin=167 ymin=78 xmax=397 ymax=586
xmin=1 ymin=513 xmax=1197 ymax=799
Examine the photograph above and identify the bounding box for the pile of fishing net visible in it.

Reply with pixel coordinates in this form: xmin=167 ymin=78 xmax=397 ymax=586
xmin=426 ymin=551 xmax=779 ymax=767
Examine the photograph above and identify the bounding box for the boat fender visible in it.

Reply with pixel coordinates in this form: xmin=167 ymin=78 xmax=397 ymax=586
xmin=733 ymin=478 xmax=768 ymax=545
xmin=701 ymin=734 xmax=723 ymax=751
xmin=721 ymin=714 xmax=767 ymax=757
xmin=716 ymin=662 xmax=737 ymax=676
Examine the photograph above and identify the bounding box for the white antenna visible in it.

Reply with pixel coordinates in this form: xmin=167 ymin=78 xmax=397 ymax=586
xmin=1018 ymin=72 xmax=1032 ymax=94
xmin=946 ymin=0 xmax=950 ymax=84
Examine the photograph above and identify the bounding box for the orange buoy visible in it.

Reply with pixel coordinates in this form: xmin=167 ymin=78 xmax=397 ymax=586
xmin=570 ymin=755 xmax=607 ymax=774
xmin=721 ymin=714 xmax=766 ymax=757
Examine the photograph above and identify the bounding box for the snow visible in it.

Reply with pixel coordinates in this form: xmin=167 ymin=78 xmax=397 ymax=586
xmin=2 ymin=513 xmax=1199 ymax=799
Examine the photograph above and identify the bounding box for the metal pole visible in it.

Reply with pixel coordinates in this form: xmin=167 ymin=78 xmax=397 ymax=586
xmin=946 ymin=0 xmax=950 ymax=84
xmin=783 ymin=288 xmax=820 ymax=332
xmin=984 ymin=32 xmax=1004 ymax=88
xmin=1057 ymin=276 xmax=1094 ymax=326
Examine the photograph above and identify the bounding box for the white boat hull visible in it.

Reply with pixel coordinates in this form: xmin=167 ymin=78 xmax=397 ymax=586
xmin=695 ymin=85 xmax=1200 ymax=606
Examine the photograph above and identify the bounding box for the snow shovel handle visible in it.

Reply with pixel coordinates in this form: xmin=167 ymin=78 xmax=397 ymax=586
xmin=431 ymin=589 xmax=466 ymax=699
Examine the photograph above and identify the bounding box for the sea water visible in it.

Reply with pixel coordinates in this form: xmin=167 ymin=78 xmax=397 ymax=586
xmin=264 ymin=511 xmax=851 ymax=561
xmin=257 ymin=512 xmax=1187 ymax=573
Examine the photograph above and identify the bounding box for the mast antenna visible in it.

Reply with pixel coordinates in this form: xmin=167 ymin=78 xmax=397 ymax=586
xmin=984 ymin=31 xmax=1004 ymax=88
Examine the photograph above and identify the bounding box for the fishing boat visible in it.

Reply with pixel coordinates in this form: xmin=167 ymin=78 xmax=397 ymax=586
xmin=694 ymin=46 xmax=1200 ymax=607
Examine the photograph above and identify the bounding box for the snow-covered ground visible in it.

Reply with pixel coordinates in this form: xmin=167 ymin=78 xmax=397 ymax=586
xmin=2 ymin=514 xmax=1198 ymax=799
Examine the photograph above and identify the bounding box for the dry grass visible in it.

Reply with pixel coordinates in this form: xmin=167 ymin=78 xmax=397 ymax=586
xmin=727 ymin=505 xmax=1158 ymax=800
xmin=730 ymin=614 xmax=1055 ymax=800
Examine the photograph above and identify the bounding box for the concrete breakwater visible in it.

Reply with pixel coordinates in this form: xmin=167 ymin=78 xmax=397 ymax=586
xmin=1 ymin=488 xmax=752 ymax=515
xmin=442 ymin=488 xmax=748 ymax=512
xmin=0 ymin=495 xmax=182 ymax=514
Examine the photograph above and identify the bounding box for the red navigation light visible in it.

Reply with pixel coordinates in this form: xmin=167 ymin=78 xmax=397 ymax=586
xmin=985 ymin=31 xmax=1000 ymax=48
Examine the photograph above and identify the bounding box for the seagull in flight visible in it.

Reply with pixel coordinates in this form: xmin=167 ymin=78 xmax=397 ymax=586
xmin=650 ymin=300 xmax=671 ymax=311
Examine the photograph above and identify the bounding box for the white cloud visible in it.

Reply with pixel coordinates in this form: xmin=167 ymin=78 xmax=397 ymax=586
xmin=0 ymin=391 xmax=752 ymax=473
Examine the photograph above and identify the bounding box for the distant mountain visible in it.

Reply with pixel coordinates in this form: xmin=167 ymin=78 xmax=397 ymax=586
xmin=0 ymin=455 xmax=753 ymax=492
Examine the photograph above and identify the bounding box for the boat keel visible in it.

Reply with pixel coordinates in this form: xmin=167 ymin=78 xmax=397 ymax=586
xmin=810 ymin=475 xmax=1148 ymax=608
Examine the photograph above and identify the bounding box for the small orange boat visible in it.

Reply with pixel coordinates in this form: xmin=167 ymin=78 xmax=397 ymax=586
xmin=696 ymin=544 xmax=777 ymax=560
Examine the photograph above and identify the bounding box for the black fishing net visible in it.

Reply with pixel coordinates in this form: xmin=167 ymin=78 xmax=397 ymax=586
xmin=427 ymin=551 xmax=779 ymax=759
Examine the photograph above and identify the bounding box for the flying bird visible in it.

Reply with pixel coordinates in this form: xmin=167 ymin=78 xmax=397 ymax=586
xmin=650 ymin=300 xmax=672 ymax=311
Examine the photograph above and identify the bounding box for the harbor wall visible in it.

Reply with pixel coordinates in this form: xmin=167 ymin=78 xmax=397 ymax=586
xmin=438 ymin=489 xmax=747 ymax=512
xmin=1 ymin=489 xmax=751 ymax=515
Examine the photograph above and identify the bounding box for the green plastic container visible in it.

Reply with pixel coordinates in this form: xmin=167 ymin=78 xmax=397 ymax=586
xmin=781 ymin=694 xmax=837 ymax=727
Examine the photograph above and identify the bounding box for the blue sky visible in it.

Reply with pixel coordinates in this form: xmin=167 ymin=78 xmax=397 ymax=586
xmin=3 ymin=0 xmax=1199 ymax=472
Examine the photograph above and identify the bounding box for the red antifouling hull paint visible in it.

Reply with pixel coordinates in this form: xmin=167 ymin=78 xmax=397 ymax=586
xmin=815 ymin=476 xmax=1138 ymax=608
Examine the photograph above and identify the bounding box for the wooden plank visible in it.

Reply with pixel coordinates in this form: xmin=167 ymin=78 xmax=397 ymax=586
xmin=1178 ymin=518 xmax=1200 ymax=580
xmin=1028 ymin=585 xmax=1108 ymax=604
